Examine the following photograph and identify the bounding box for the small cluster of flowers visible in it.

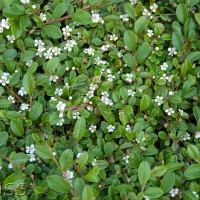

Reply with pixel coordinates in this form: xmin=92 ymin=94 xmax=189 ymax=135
xmin=26 ymin=144 xmax=36 ymax=162
xmin=120 ymin=14 xmax=129 ymax=22
xmin=56 ymin=101 xmax=66 ymax=118
xmin=84 ymin=47 xmax=95 ymax=56
xmin=126 ymin=73 xmax=134 ymax=83
xmin=106 ymin=69 xmax=115 ymax=82
xmin=44 ymin=46 xmax=61 ymax=60
xmin=62 ymin=25 xmax=72 ymax=39
xmin=169 ymin=188 xmax=179 ymax=198
xmin=7 ymin=35 xmax=15 ymax=43
xmin=64 ymin=40 xmax=77 ymax=52
xmin=86 ymin=84 xmax=98 ymax=99
xmin=130 ymin=0 xmax=138 ymax=5
xmin=142 ymin=3 xmax=158 ymax=19
xmin=0 ymin=18 xmax=10 ymax=33
xmin=94 ymin=57 xmax=108 ymax=65
xmin=101 ymin=91 xmax=113 ymax=106
xmin=91 ymin=11 xmax=104 ymax=24
xmin=0 ymin=72 xmax=10 ymax=86
xmin=20 ymin=0 xmax=30 ymax=4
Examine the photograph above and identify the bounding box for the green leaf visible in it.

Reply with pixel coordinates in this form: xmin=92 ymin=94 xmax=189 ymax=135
xmin=104 ymin=142 xmax=113 ymax=157
xmin=182 ymin=191 xmax=199 ymax=200
xmin=134 ymin=16 xmax=150 ymax=34
xmin=136 ymin=42 xmax=152 ymax=62
xmin=138 ymin=161 xmax=151 ymax=186
xmin=160 ymin=172 xmax=175 ymax=193
xmin=74 ymin=117 xmax=86 ymax=141
xmin=187 ymin=144 xmax=200 ymax=160
xmin=98 ymin=105 xmax=115 ymax=124
xmin=0 ymin=99 xmax=12 ymax=108
xmin=194 ymin=13 xmax=200 ymax=24
xmin=2 ymin=49 xmax=17 ymax=60
xmin=20 ymin=15 xmax=31 ymax=29
xmin=172 ymin=31 xmax=184 ymax=50
xmin=169 ymin=94 xmax=182 ymax=104
xmin=3 ymin=7 xmax=25 ymax=18
xmin=0 ymin=131 xmax=9 ymax=146
xmin=47 ymin=175 xmax=71 ymax=193
xmin=123 ymin=53 xmax=135 ymax=68
xmin=29 ymin=102 xmax=43 ymax=121
xmin=9 ymin=152 xmax=29 ymax=164
xmin=123 ymin=30 xmax=137 ymax=51
xmin=187 ymin=0 xmax=199 ymax=7
xmin=84 ymin=166 xmax=100 ymax=183
xmin=59 ymin=149 xmax=74 ymax=170
xmin=187 ymin=51 xmax=200 ymax=62
xmin=176 ymin=4 xmax=188 ymax=24
xmin=184 ymin=164 xmax=200 ymax=179
xmin=42 ymin=25 xmax=62 ymax=39
xmin=74 ymin=178 xmax=85 ymax=198
xmin=183 ymin=87 xmax=197 ymax=99
xmin=82 ymin=185 xmax=93 ymax=200
xmin=72 ymin=11 xmax=92 ymax=25
xmin=124 ymin=3 xmax=135 ymax=19
xmin=53 ymin=3 xmax=68 ymax=19
xmin=140 ymin=94 xmax=150 ymax=111
xmin=21 ymin=51 xmax=35 ymax=62
xmin=10 ymin=21 xmax=22 ymax=38
xmin=150 ymin=166 xmax=167 ymax=177
xmin=35 ymin=144 xmax=52 ymax=159
xmin=10 ymin=120 xmax=24 ymax=137
xmin=44 ymin=57 xmax=60 ymax=73
xmin=78 ymin=152 xmax=88 ymax=167
xmin=23 ymin=72 xmax=34 ymax=95
xmin=144 ymin=187 xmax=163 ymax=198
xmin=89 ymin=0 xmax=102 ymax=5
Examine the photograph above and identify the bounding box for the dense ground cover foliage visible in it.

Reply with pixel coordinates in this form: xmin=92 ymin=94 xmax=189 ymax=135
xmin=0 ymin=0 xmax=200 ymax=199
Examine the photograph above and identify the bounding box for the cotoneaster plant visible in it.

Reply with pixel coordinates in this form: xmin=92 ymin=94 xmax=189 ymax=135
xmin=0 ymin=0 xmax=200 ymax=199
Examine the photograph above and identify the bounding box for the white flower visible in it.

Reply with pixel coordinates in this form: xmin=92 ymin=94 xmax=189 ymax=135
xmin=195 ymin=131 xmax=200 ymax=139
xmin=169 ymin=91 xmax=174 ymax=96
xmin=50 ymin=75 xmax=59 ymax=82
xmin=95 ymin=57 xmax=108 ymax=65
xmin=120 ymin=14 xmax=129 ymax=22
xmin=183 ymin=133 xmax=190 ymax=141
xmin=52 ymin=152 xmax=56 ymax=156
xmin=28 ymin=154 xmax=36 ymax=162
xmin=89 ymin=125 xmax=97 ymax=133
xmin=18 ymin=87 xmax=27 ymax=96
xmin=20 ymin=103 xmax=29 ymax=110
xmin=66 ymin=170 xmax=74 ymax=180
xmin=8 ymin=96 xmax=15 ymax=103
xmin=107 ymin=125 xmax=115 ymax=132
xmin=92 ymin=13 xmax=104 ymax=24
xmin=168 ymin=47 xmax=177 ymax=56
xmin=8 ymin=163 xmax=13 ymax=169
xmin=34 ymin=39 xmax=44 ymax=47
xmin=192 ymin=191 xmax=199 ymax=199
xmin=84 ymin=47 xmax=95 ymax=55
xmin=0 ymin=72 xmax=10 ymax=86
xmin=44 ymin=50 xmax=53 ymax=60
xmin=155 ymin=96 xmax=164 ymax=106
xmin=62 ymin=26 xmax=72 ymax=39
xmin=50 ymin=97 xmax=57 ymax=101
xmin=92 ymin=159 xmax=97 ymax=166
xmin=1 ymin=18 xmax=10 ymax=29
xmin=32 ymin=5 xmax=36 ymax=9
xmin=126 ymin=125 xmax=132 ymax=131
xmin=26 ymin=144 xmax=35 ymax=154
xmin=26 ymin=60 xmax=33 ymax=67
xmin=89 ymin=84 xmax=98 ymax=91
xmin=7 ymin=35 xmax=15 ymax=43
xmin=130 ymin=0 xmax=138 ymax=5
xmin=40 ymin=13 xmax=46 ymax=21
xmin=122 ymin=155 xmax=129 ymax=163
xmin=117 ymin=51 xmax=123 ymax=58
xmin=160 ymin=73 xmax=169 ymax=81
xmin=107 ymin=74 xmax=115 ymax=82
xmin=56 ymin=101 xmax=66 ymax=113
xmin=52 ymin=47 xmax=61 ymax=56
xmin=126 ymin=73 xmax=133 ymax=83
xmin=155 ymin=47 xmax=159 ymax=51
xmin=143 ymin=196 xmax=150 ymax=200
xmin=169 ymin=188 xmax=179 ymax=198
xmin=178 ymin=109 xmax=184 ymax=116
xmin=64 ymin=40 xmax=77 ymax=51
xmin=55 ymin=88 xmax=63 ymax=96
xmin=73 ymin=111 xmax=80 ymax=119
xmin=165 ymin=108 xmax=175 ymax=116
xmin=142 ymin=8 xmax=153 ymax=19
xmin=77 ymin=153 xmax=83 ymax=158
xmin=100 ymin=44 xmax=110 ymax=52
xmin=64 ymin=83 xmax=70 ymax=89
xmin=160 ymin=62 xmax=168 ymax=70
xmin=56 ymin=118 xmax=64 ymax=126
xmin=20 ymin=0 xmax=30 ymax=3
xmin=147 ymin=29 xmax=154 ymax=37
xmin=128 ymin=90 xmax=135 ymax=97
xmin=87 ymin=90 xmax=94 ymax=99
xmin=150 ymin=3 xmax=158 ymax=12
xmin=109 ymin=34 xmax=118 ymax=41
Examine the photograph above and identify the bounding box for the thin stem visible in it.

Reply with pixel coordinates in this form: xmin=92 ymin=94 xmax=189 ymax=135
xmin=5 ymin=85 xmax=23 ymax=103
